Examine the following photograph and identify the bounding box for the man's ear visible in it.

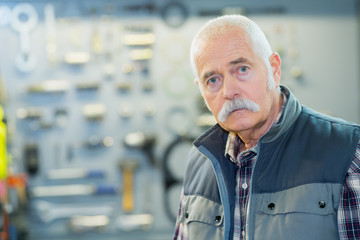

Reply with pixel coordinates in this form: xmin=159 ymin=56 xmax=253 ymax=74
xmin=269 ymin=52 xmax=281 ymax=85
xmin=194 ymin=78 xmax=200 ymax=86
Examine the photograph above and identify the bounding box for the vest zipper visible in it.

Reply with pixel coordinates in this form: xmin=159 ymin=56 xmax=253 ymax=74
xmin=197 ymin=145 xmax=231 ymax=240
xmin=244 ymin=142 xmax=261 ymax=240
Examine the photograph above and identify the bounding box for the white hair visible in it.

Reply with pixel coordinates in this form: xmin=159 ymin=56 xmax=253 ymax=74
xmin=190 ymin=15 xmax=276 ymax=90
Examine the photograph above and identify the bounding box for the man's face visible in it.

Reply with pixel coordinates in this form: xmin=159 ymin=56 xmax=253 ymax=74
xmin=194 ymin=29 xmax=281 ymax=134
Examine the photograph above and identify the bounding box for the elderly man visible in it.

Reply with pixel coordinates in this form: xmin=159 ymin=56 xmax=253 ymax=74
xmin=173 ymin=15 xmax=360 ymax=240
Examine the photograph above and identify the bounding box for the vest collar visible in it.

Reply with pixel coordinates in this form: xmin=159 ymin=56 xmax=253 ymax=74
xmin=195 ymin=85 xmax=302 ymax=149
xmin=260 ymin=85 xmax=302 ymax=143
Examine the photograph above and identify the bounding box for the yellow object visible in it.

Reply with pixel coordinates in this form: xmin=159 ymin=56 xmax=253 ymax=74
xmin=123 ymin=33 xmax=155 ymax=46
xmin=0 ymin=105 xmax=6 ymax=180
xmin=122 ymin=167 xmax=134 ymax=213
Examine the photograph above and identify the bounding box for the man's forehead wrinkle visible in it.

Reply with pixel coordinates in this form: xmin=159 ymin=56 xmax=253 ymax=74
xmin=195 ymin=31 xmax=255 ymax=83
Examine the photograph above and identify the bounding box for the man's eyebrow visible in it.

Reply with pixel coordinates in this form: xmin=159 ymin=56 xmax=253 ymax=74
xmin=201 ymin=71 xmax=216 ymax=81
xmin=229 ymin=57 xmax=251 ymax=65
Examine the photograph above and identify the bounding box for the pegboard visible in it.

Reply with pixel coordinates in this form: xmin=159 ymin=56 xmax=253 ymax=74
xmin=0 ymin=0 xmax=359 ymax=239
xmin=0 ymin=1 xmax=207 ymax=239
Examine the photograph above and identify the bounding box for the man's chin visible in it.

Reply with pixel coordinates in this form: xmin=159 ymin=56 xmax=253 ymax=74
xmin=218 ymin=113 xmax=254 ymax=132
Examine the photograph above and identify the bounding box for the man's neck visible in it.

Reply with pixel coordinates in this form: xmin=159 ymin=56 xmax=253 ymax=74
xmin=238 ymin=93 xmax=284 ymax=152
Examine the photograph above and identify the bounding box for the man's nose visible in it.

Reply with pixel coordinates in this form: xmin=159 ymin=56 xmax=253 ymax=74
xmin=222 ymin=76 xmax=240 ymax=99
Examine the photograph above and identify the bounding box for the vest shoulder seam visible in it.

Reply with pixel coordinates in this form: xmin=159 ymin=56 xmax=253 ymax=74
xmin=255 ymin=180 xmax=343 ymax=194
xmin=301 ymin=107 xmax=360 ymax=129
xmin=183 ymin=193 xmax=222 ymax=205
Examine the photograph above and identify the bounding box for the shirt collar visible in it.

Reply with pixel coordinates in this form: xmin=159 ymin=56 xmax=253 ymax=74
xmin=225 ymin=132 xmax=240 ymax=164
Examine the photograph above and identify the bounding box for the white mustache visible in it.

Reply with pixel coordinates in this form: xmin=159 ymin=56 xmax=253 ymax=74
xmin=218 ymin=98 xmax=260 ymax=122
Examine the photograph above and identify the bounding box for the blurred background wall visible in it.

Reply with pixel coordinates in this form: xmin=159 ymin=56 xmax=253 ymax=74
xmin=0 ymin=0 xmax=359 ymax=239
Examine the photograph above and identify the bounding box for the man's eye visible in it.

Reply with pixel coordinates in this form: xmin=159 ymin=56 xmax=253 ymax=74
xmin=239 ymin=66 xmax=248 ymax=73
xmin=208 ymin=77 xmax=219 ymax=85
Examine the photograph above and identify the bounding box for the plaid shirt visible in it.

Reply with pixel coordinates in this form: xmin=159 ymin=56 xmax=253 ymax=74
xmin=338 ymin=141 xmax=360 ymax=239
xmin=225 ymin=135 xmax=257 ymax=240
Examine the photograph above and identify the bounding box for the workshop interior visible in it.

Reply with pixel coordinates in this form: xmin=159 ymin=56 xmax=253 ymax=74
xmin=0 ymin=0 xmax=359 ymax=239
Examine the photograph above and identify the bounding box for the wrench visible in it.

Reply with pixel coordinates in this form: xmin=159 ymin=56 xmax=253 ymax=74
xmin=11 ymin=3 xmax=38 ymax=73
xmin=33 ymin=200 xmax=115 ymax=223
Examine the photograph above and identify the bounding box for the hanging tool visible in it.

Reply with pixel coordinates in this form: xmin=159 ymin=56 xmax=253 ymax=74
xmin=117 ymin=82 xmax=132 ymax=92
xmin=82 ymin=103 xmax=106 ymax=121
xmin=24 ymin=143 xmax=39 ymax=176
xmin=54 ymin=108 xmax=68 ymax=128
xmin=118 ymin=104 xmax=134 ymax=119
xmin=44 ymin=4 xmax=57 ymax=64
xmin=27 ymin=80 xmax=70 ymax=94
xmin=11 ymin=3 xmax=38 ymax=73
xmin=162 ymin=135 xmax=195 ymax=222
xmin=123 ymin=131 xmax=157 ymax=167
xmin=123 ymin=3 xmax=156 ymax=14
xmin=34 ymin=200 xmax=115 ymax=223
xmin=62 ymin=17 xmax=92 ymax=66
xmin=143 ymin=105 xmax=156 ymax=118
xmin=129 ymin=48 xmax=153 ymax=61
xmin=160 ymin=1 xmax=188 ymax=28
xmin=119 ymin=159 xmax=138 ymax=213
xmin=0 ymin=201 xmax=10 ymax=240
xmin=0 ymin=106 xmax=7 ymax=180
xmin=7 ymin=173 xmax=28 ymax=207
xmin=91 ymin=26 xmax=103 ymax=57
xmin=64 ymin=52 xmax=91 ymax=65
xmin=82 ymin=136 xmax=114 ymax=149
xmin=16 ymin=107 xmax=42 ymax=120
xmin=123 ymin=33 xmax=155 ymax=46
xmin=69 ymin=215 xmax=109 ymax=233
xmin=31 ymin=183 xmax=118 ymax=198
xmin=46 ymin=168 xmax=105 ymax=180
xmin=76 ymin=81 xmax=101 ymax=91
xmin=0 ymin=137 xmax=9 ymax=239
xmin=115 ymin=214 xmax=154 ymax=231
